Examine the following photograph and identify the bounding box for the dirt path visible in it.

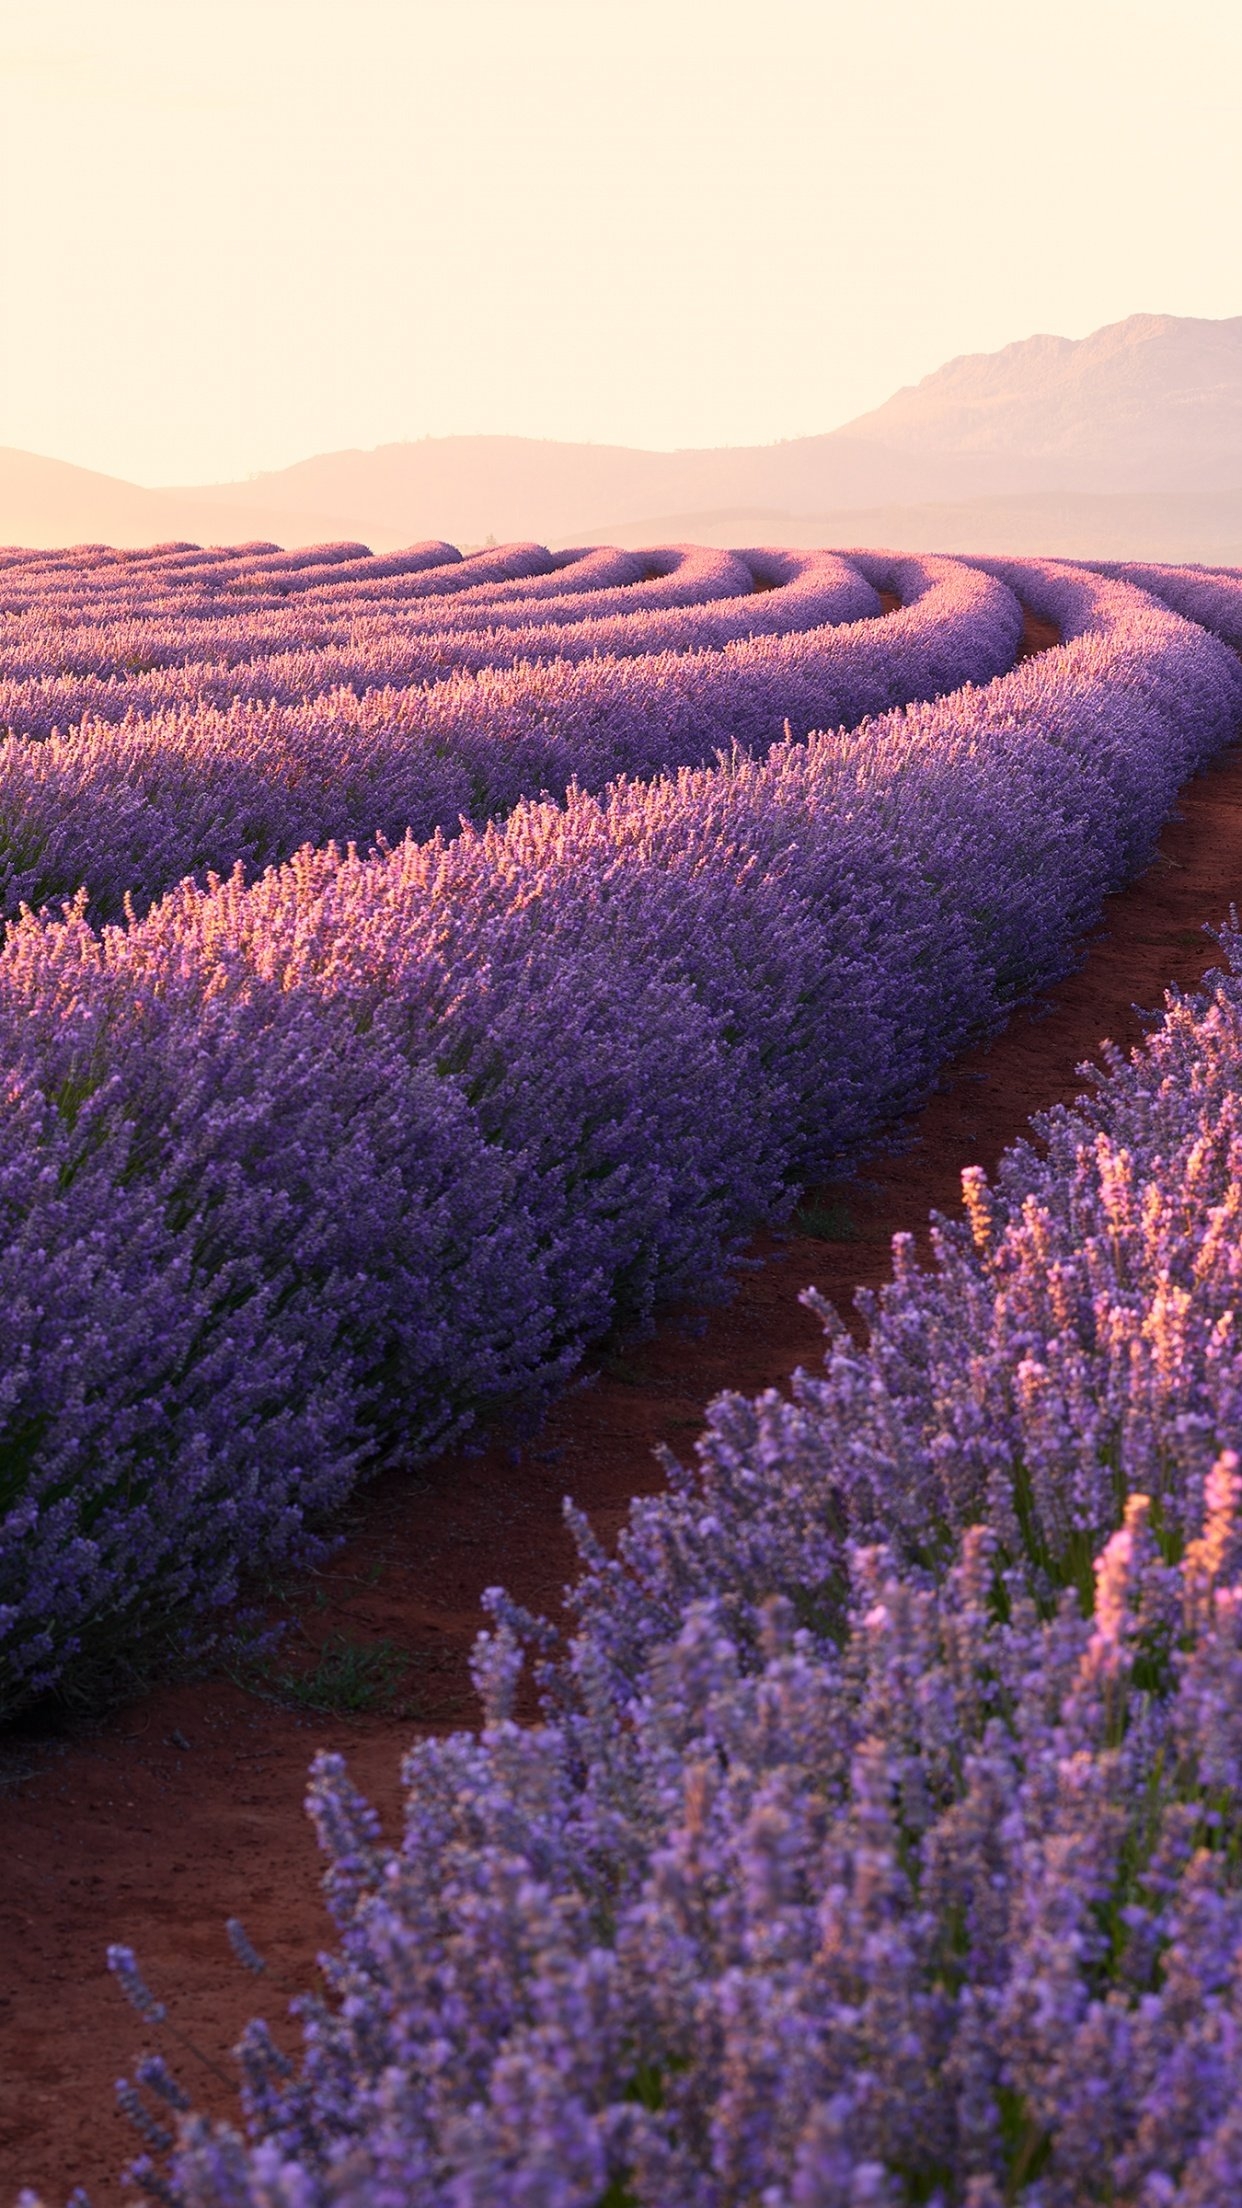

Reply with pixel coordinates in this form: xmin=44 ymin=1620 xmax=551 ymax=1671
xmin=4 ymin=615 xmax=1242 ymax=2204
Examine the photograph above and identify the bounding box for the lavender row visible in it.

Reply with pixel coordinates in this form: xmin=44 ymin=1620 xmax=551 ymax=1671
xmin=153 ymin=931 xmax=1242 ymax=2206
xmin=38 ymin=550 xmax=862 ymax=686
xmin=0 ymin=557 xmax=1019 ymax=922
xmin=203 ymin=541 xmax=754 ymax=619
xmin=1 ymin=562 xmax=1236 ymax=1723
xmin=340 ymin=550 xmax=865 ymax=666
xmin=0 ymin=540 xmax=766 ymax=618
xmin=0 ymin=538 xmax=698 ymax=609
xmin=0 ymin=536 xmax=532 ymax=609
xmin=0 ymin=546 xmax=749 ymax=677
xmin=1085 ymin=557 xmax=1242 ymax=650
xmin=0 ymin=549 xmax=852 ymax=734
xmin=0 ymin=542 xmax=807 ymax=673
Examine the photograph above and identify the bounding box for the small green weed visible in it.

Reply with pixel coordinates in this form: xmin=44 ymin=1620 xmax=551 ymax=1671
xmin=599 ymin=1353 xmax=645 ymax=1385
xmin=794 ymin=1198 xmax=860 ymax=1242
xmin=268 ymin=1633 xmax=411 ymax=1715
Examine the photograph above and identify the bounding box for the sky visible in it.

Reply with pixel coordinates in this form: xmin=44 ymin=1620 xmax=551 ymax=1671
xmin=0 ymin=0 xmax=1239 ymax=485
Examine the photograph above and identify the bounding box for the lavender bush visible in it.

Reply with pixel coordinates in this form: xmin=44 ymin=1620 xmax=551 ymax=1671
xmin=99 ymin=933 xmax=1242 ymax=2206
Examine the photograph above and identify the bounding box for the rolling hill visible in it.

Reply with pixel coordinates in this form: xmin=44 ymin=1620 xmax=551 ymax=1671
xmin=5 ymin=313 xmax=1242 ymax=557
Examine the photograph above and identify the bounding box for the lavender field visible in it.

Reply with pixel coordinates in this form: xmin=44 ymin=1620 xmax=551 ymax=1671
xmin=8 ymin=538 xmax=1242 ymax=2204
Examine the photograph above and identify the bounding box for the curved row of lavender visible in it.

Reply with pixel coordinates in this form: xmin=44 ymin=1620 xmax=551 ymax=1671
xmin=0 ymin=545 xmax=849 ymax=687
xmin=1 ymin=559 xmax=1238 ymax=1721
xmin=0 ymin=547 xmax=1028 ymax=922
xmin=1085 ymin=558 xmax=1242 ymax=650
xmin=127 ymin=925 xmax=1242 ymax=2207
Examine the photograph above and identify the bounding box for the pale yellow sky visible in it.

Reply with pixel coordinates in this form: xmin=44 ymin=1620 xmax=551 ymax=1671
xmin=0 ymin=0 xmax=1238 ymax=484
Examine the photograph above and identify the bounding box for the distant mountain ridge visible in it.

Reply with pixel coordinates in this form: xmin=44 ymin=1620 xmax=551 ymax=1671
xmin=5 ymin=313 xmax=1242 ymax=558
xmin=843 ymin=313 xmax=1242 ymax=491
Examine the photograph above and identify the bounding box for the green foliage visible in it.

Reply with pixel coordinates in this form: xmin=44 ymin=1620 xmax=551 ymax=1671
xmin=794 ymin=1196 xmax=860 ymax=1241
xmin=996 ymin=2086 xmax=1053 ymax=2197
xmin=265 ymin=1632 xmax=411 ymax=1715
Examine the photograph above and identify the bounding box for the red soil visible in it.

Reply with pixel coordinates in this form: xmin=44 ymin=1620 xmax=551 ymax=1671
xmin=4 ymin=611 xmax=1242 ymax=2204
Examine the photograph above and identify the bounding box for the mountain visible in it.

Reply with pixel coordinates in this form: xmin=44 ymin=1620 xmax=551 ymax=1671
xmin=4 ymin=314 xmax=1242 ymax=557
xmin=841 ymin=313 xmax=1242 ymax=493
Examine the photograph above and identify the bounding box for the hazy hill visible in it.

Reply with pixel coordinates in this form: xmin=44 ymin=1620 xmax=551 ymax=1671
xmin=4 ymin=314 xmax=1242 ymax=557
xmin=0 ymin=447 xmax=387 ymax=557
xmin=842 ymin=313 xmax=1242 ymax=492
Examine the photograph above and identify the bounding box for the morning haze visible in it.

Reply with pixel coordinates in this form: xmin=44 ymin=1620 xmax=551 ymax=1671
xmin=5 ymin=313 xmax=1242 ymax=561
xmin=1 ymin=0 xmax=1240 ymax=507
